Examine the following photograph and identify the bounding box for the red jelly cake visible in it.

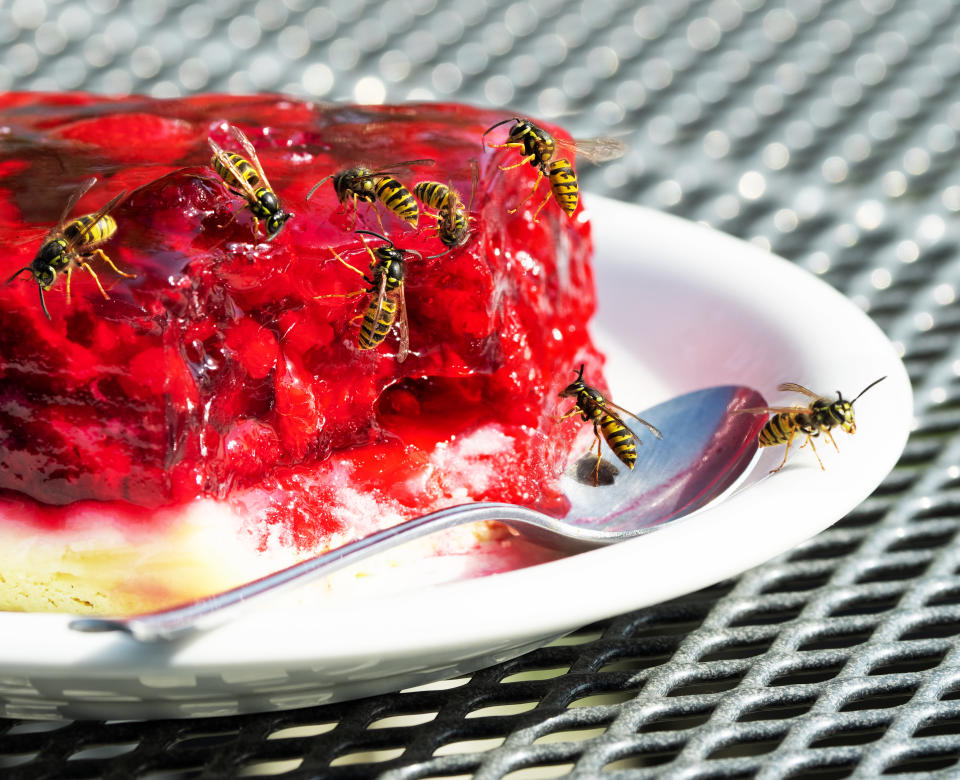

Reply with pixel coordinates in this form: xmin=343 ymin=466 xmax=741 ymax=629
xmin=0 ymin=93 xmax=603 ymax=614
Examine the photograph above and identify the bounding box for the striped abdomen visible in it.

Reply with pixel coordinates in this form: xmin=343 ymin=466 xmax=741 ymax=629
xmin=758 ymin=413 xmax=802 ymax=447
xmin=212 ymin=152 xmax=260 ymax=191
xmin=582 ymin=402 xmax=637 ymax=470
xmin=414 ymin=181 xmax=449 ymax=211
xmin=359 ymin=293 xmax=398 ymax=350
xmin=64 ymin=214 xmax=118 ymax=247
xmin=597 ymin=411 xmax=637 ymax=469
xmin=375 ymin=177 xmax=419 ymax=225
xmin=548 ymin=158 xmax=579 ymax=216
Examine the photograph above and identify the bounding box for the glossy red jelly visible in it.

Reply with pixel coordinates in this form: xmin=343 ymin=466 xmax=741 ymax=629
xmin=0 ymin=94 xmax=601 ymax=549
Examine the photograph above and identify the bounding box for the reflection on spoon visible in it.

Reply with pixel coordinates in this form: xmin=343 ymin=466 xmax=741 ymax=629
xmin=560 ymin=384 xmax=766 ymax=534
xmin=71 ymin=384 xmax=766 ymax=642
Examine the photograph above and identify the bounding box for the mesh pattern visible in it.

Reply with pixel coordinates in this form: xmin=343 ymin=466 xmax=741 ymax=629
xmin=3 ymin=0 xmax=960 ymax=777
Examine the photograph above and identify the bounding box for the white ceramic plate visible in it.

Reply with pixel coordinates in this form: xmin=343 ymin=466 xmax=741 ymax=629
xmin=0 ymin=195 xmax=912 ymax=720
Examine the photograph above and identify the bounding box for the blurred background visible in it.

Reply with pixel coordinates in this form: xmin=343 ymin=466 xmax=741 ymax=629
xmin=7 ymin=1 xmax=960 ymax=778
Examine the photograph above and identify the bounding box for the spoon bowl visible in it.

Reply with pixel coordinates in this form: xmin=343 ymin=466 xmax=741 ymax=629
xmin=70 ymin=384 xmax=765 ymax=642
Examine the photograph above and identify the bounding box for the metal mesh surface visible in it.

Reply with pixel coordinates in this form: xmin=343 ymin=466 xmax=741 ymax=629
xmin=2 ymin=0 xmax=960 ymax=777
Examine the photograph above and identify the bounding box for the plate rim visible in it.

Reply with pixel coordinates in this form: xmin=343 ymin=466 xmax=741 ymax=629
xmin=0 ymin=194 xmax=913 ymax=716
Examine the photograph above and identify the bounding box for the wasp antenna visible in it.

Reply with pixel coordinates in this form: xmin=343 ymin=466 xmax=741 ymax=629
xmin=574 ymin=363 xmax=585 ymax=380
xmin=481 ymin=117 xmax=520 ymax=145
xmin=852 ymin=375 xmax=887 ymax=404
xmin=38 ymin=286 xmax=51 ymax=320
xmin=426 ymin=248 xmax=452 ymax=260
xmin=355 ymin=229 xmax=393 ymax=246
xmin=404 ymin=248 xmax=423 ymax=261
xmin=6 ymin=266 xmax=32 ymax=285
xmin=306 ymin=175 xmax=334 ymax=201
xmin=482 ymin=117 xmax=520 ymax=137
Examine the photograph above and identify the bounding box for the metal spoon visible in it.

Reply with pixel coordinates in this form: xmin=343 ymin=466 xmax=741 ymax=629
xmin=70 ymin=384 xmax=766 ymax=642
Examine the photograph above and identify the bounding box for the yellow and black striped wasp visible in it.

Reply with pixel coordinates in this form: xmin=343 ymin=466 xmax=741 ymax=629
xmin=736 ymin=377 xmax=887 ymax=473
xmin=558 ymin=364 xmax=663 ymax=486
xmin=414 ymin=160 xmax=479 ymax=257
xmin=482 ymin=117 xmax=626 ymax=222
xmin=317 ymin=230 xmax=422 ymax=363
xmin=7 ymin=176 xmax=132 ymax=320
xmin=306 ymin=159 xmax=434 ymax=232
xmin=208 ymin=125 xmax=293 ymax=240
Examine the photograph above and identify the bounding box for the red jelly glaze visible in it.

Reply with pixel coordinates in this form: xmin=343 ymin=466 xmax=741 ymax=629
xmin=0 ymin=93 xmax=601 ymax=549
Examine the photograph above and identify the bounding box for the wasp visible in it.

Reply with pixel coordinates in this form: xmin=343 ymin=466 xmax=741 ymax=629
xmin=736 ymin=377 xmax=887 ymax=473
xmin=208 ymin=125 xmax=293 ymax=240
xmin=414 ymin=160 xmax=479 ymax=257
xmin=558 ymin=364 xmax=663 ymax=486
xmin=482 ymin=117 xmax=626 ymax=222
xmin=317 ymin=230 xmax=422 ymax=362
xmin=7 ymin=177 xmax=132 ymax=320
xmin=306 ymin=159 xmax=434 ymax=231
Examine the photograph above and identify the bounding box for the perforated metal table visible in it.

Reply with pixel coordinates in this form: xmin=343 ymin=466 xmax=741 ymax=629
xmin=2 ymin=1 xmax=959 ymax=777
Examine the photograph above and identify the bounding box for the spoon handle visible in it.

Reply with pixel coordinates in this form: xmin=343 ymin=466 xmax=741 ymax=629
xmin=69 ymin=502 xmax=598 ymax=642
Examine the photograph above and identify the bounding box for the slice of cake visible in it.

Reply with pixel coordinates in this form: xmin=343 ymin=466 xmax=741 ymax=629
xmin=0 ymin=93 xmax=603 ymax=614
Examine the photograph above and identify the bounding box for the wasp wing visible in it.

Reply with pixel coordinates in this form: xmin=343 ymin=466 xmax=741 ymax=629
xmin=558 ymin=136 xmax=628 ymax=164
xmin=57 ymin=177 xmax=98 ymax=226
xmin=464 ymin=157 xmax=479 ymax=214
xmin=368 ymin=158 xmax=436 ymax=177
xmin=777 ymin=382 xmax=824 ymax=400
xmin=229 ymin=125 xmax=274 ymax=194
xmin=61 ymin=187 xmax=127 ymax=255
xmin=602 ymin=398 xmax=663 ymax=440
xmin=370 ymin=264 xmax=389 ymax=339
xmin=395 ymin=280 xmax=409 ymax=363
xmin=733 ymin=405 xmax=808 ymax=416
xmin=209 ymin=136 xmax=261 ymax=202
xmin=41 ymin=176 xmax=99 ymax=244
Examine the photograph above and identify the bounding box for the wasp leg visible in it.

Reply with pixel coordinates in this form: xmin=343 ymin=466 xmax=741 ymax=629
xmin=90 ymin=249 xmax=135 ymax=279
xmin=328 ymin=248 xmax=368 ymax=278
xmin=592 ymin=426 xmax=604 ymax=487
xmin=360 ymin=238 xmax=379 ymax=267
xmin=769 ymin=430 xmax=797 ymax=474
xmin=417 ymin=210 xmax=443 ymax=240
xmin=498 ymin=152 xmax=537 ymax=172
xmin=347 ymin=194 xmax=359 ymax=231
xmin=508 ymin=170 xmax=545 ymax=215
xmin=487 ymin=141 xmax=526 ymax=154
xmin=530 ymin=187 xmax=556 ymax=224
xmin=315 ymin=289 xmax=366 ymax=300
xmin=825 ymin=430 xmax=840 ymax=453
xmin=554 ymin=406 xmax=582 ymax=423
xmin=807 ymin=435 xmax=825 ymax=470
xmin=364 ymin=203 xmax=386 ymax=234
xmin=64 ymin=265 xmax=74 ymax=304
xmin=78 ymin=261 xmax=111 ymax=300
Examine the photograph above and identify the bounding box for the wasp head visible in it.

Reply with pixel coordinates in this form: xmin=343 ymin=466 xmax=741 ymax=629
xmin=265 ymin=209 xmax=293 ymax=240
xmin=839 ymin=375 xmax=887 ymax=434
xmin=834 ymin=396 xmax=857 ymax=434
xmin=559 ymin=364 xmax=587 ymax=399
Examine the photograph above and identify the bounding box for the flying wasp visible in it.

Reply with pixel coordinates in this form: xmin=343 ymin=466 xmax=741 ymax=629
xmin=317 ymin=230 xmax=422 ymax=362
xmin=558 ymin=364 xmax=663 ymax=486
xmin=482 ymin=117 xmax=626 ymax=222
xmin=414 ymin=160 xmax=479 ymax=257
xmin=7 ymin=177 xmax=132 ymax=320
xmin=208 ymin=125 xmax=293 ymax=240
xmin=735 ymin=377 xmax=887 ymax=473
xmin=306 ymin=159 xmax=434 ymax=231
